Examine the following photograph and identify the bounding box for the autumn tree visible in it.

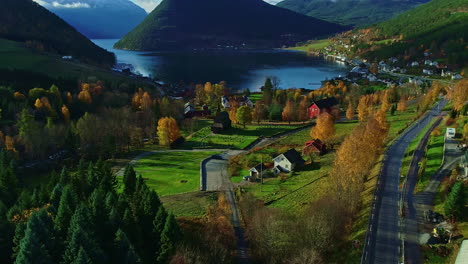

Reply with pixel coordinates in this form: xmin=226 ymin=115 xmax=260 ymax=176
xmin=380 ymin=91 xmax=390 ymax=112
xmin=463 ymin=123 xmax=468 ymax=140
xmin=310 ymin=112 xmax=335 ymax=141
xmin=157 ymin=117 xmax=181 ymax=147
xmin=397 ymin=96 xmax=408 ymax=112
xmin=346 ymin=103 xmax=354 ymax=120
xmin=252 ymin=100 xmax=267 ymax=124
xmin=453 ymin=79 xmax=468 ymax=112
xmin=78 ymin=90 xmax=92 ymax=104
xmin=61 ymin=105 xmax=70 ymax=123
xmin=369 ymin=63 xmax=378 ymax=74
xmin=282 ymin=100 xmax=296 ymax=124
xmin=297 ymin=97 xmax=309 ymax=123
xmin=236 ymin=106 xmax=253 ymax=128
xmin=357 ymin=95 xmax=370 ymax=121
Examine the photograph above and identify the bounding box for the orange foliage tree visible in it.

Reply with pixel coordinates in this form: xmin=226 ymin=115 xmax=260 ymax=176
xmin=282 ymin=100 xmax=296 ymax=124
xmin=452 ymin=79 xmax=468 ymax=111
xmin=310 ymin=112 xmax=335 ymax=141
xmin=157 ymin=117 xmax=181 ymax=147
xmin=397 ymin=96 xmax=408 ymax=112
xmin=357 ymin=95 xmax=370 ymax=121
xmin=61 ymin=105 xmax=70 ymax=123
xmin=78 ymin=90 xmax=92 ymax=104
xmin=297 ymin=97 xmax=309 ymax=123
xmin=346 ymin=103 xmax=355 ymax=120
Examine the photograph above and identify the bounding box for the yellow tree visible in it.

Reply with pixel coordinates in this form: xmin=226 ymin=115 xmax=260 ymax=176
xmin=252 ymin=100 xmax=266 ymax=124
xmin=463 ymin=123 xmax=468 ymax=140
xmin=380 ymin=91 xmax=390 ymax=112
xmin=5 ymin=136 xmax=15 ymax=151
xmin=66 ymin=92 xmax=73 ymax=104
xmin=78 ymin=90 xmax=92 ymax=104
xmin=34 ymin=98 xmax=43 ymax=109
xmin=397 ymin=96 xmax=408 ymax=112
xmin=297 ymin=97 xmax=309 ymax=123
xmin=157 ymin=118 xmax=171 ymax=147
xmin=453 ymin=79 xmax=468 ymax=111
xmin=282 ymin=100 xmax=296 ymax=124
xmin=346 ymin=103 xmax=355 ymax=120
xmin=357 ymin=95 xmax=369 ymax=121
xmin=168 ymin=117 xmax=181 ymax=143
xmin=141 ymin=92 xmax=153 ymax=111
xmin=310 ymin=112 xmax=335 ymax=141
xmin=61 ymin=105 xmax=70 ymax=123
xmin=236 ymin=106 xmax=253 ymax=128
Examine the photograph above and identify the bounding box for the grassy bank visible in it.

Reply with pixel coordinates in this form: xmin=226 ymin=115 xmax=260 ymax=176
xmin=132 ymin=151 xmax=218 ymax=196
xmin=288 ymin=39 xmax=331 ymax=52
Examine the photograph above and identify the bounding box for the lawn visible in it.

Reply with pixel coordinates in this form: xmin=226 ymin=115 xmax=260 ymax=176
xmin=415 ymin=134 xmax=444 ymax=193
xmin=289 ymin=39 xmax=331 ymax=52
xmin=400 ymin=119 xmax=437 ymax=178
xmin=132 ymin=151 xmax=218 ymax=196
xmin=183 ymin=124 xmax=303 ymax=149
xmin=161 ymin=191 xmax=218 ymax=218
xmin=386 ymin=106 xmax=420 ymax=141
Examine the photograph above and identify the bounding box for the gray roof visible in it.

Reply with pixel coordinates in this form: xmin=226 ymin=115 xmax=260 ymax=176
xmin=279 ymin=149 xmax=305 ymax=165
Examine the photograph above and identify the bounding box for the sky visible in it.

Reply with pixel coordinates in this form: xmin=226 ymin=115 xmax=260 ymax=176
xmin=131 ymin=0 xmax=282 ymax=13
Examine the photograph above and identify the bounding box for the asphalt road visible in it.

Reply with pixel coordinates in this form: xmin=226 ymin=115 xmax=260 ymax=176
xmin=365 ymin=99 xmax=447 ymax=264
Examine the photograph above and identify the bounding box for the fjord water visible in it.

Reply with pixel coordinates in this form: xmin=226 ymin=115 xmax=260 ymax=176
xmin=93 ymin=39 xmax=348 ymax=91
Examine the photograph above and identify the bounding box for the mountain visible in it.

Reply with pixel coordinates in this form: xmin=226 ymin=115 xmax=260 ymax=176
xmin=35 ymin=0 xmax=148 ymax=38
xmin=0 ymin=0 xmax=115 ymax=66
xmin=276 ymin=0 xmax=431 ymax=26
xmin=114 ymin=0 xmax=349 ymax=51
xmin=363 ymin=0 xmax=468 ymax=66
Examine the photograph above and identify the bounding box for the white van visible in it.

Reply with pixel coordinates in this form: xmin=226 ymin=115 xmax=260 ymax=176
xmin=446 ymin=128 xmax=456 ymax=139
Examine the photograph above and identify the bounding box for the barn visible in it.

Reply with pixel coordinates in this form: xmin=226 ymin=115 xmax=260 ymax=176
xmin=307 ymin=97 xmax=338 ymax=119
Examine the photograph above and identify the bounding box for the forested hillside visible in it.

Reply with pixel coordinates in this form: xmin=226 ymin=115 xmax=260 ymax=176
xmin=277 ymin=0 xmax=430 ymax=26
xmin=0 ymin=0 xmax=115 ymax=66
xmin=115 ymin=0 xmax=348 ymax=50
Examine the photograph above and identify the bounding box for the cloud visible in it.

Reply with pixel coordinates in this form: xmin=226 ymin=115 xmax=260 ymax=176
xmin=34 ymin=0 xmax=91 ymax=8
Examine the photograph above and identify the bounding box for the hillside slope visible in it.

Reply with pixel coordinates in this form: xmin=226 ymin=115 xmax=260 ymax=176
xmin=364 ymin=0 xmax=468 ymax=66
xmin=277 ymin=0 xmax=430 ymax=26
xmin=35 ymin=0 xmax=147 ymax=38
xmin=0 ymin=0 xmax=115 ymax=66
xmin=114 ymin=0 xmax=349 ymax=50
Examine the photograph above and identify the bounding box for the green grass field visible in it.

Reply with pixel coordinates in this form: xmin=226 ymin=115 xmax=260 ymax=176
xmin=161 ymin=191 xmax=217 ymax=218
xmin=289 ymin=39 xmax=331 ymax=52
xmin=183 ymin=124 xmax=303 ymax=149
xmin=400 ymin=119 xmax=437 ymax=178
xmin=132 ymin=151 xmax=217 ymax=196
xmin=0 ymin=38 xmax=145 ymax=84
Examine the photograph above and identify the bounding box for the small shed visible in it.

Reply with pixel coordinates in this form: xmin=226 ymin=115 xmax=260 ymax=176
xmin=303 ymin=139 xmax=326 ymax=155
xmin=249 ymin=163 xmax=267 ymax=179
xmin=212 ymin=111 xmax=231 ymax=133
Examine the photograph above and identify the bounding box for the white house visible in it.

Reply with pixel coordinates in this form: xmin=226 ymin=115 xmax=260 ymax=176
xmin=273 ymin=149 xmax=305 ymax=175
xmin=249 ymin=163 xmax=267 ymax=179
xmin=452 ymin=74 xmax=463 ymax=80
xmin=240 ymin=96 xmax=254 ymax=108
xmin=62 ymin=56 xmax=73 ymax=60
xmin=221 ymin=96 xmax=230 ymax=108
xmin=423 ymin=69 xmax=434 ymax=75
xmin=411 ymin=61 xmax=419 ymax=67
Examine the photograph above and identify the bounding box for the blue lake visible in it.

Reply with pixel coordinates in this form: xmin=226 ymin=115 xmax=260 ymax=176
xmin=93 ymin=39 xmax=349 ymax=91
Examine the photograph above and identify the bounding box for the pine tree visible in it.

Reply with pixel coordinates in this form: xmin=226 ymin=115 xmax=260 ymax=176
xmin=55 ymin=185 xmax=77 ymax=237
xmin=62 ymin=204 xmax=106 ymax=264
xmin=11 ymin=222 xmax=26 ymax=261
xmin=71 ymin=247 xmax=92 ymax=264
xmin=153 ymin=206 xmax=168 ymax=258
xmin=157 ymin=214 xmax=182 ymax=263
xmin=15 ymin=210 xmax=54 ymax=264
xmin=0 ymin=201 xmax=13 ymax=263
xmin=263 ymin=78 xmax=273 ymax=107
xmin=113 ymin=229 xmax=140 ymax=264
xmin=49 ymin=184 xmax=63 ymax=215
xmin=123 ymin=165 xmax=137 ymax=197
xmin=445 ymin=182 xmax=465 ymax=219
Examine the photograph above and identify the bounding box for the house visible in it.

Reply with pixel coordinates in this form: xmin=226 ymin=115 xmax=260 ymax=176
xmin=307 ymin=97 xmax=338 ymax=119
xmin=62 ymin=55 xmax=73 ymax=60
xmin=249 ymin=163 xmax=267 ymax=179
xmin=423 ymin=69 xmax=434 ymax=75
xmin=452 ymin=74 xmax=463 ymax=80
xmin=184 ymin=103 xmax=210 ymax=118
xmin=184 ymin=102 xmax=195 ymax=117
xmin=303 ymin=139 xmax=326 ymax=155
xmin=221 ymin=96 xmax=253 ymax=108
xmin=273 ymin=149 xmax=305 ymax=174
xmin=411 ymin=61 xmax=419 ymax=67
xmin=211 ymin=111 xmax=231 ymax=133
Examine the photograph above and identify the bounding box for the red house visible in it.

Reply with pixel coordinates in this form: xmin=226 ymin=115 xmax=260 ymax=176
xmin=303 ymin=139 xmax=326 ymax=155
xmin=307 ymin=97 xmax=338 ymax=119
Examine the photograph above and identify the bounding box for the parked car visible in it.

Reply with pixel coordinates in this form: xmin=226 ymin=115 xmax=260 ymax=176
xmin=446 ymin=128 xmax=456 ymax=139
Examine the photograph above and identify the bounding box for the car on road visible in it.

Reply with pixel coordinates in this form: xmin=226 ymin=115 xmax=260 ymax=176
xmin=446 ymin=128 xmax=456 ymax=139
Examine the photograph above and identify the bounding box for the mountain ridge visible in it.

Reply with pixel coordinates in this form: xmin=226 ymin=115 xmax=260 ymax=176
xmin=114 ymin=0 xmax=349 ymax=51
xmin=276 ymin=0 xmax=431 ymax=26
xmin=0 ymin=0 xmax=115 ymax=66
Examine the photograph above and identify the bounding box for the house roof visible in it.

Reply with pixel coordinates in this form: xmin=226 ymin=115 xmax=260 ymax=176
xmin=250 ymin=163 xmax=266 ymax=172
xmin=309 ymin=97 xmax=338 ymax=110
xmin=304 ymin=139 xmax=325 ymax=152
xmin=279 ymin=148 xmax=305 ymax=165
